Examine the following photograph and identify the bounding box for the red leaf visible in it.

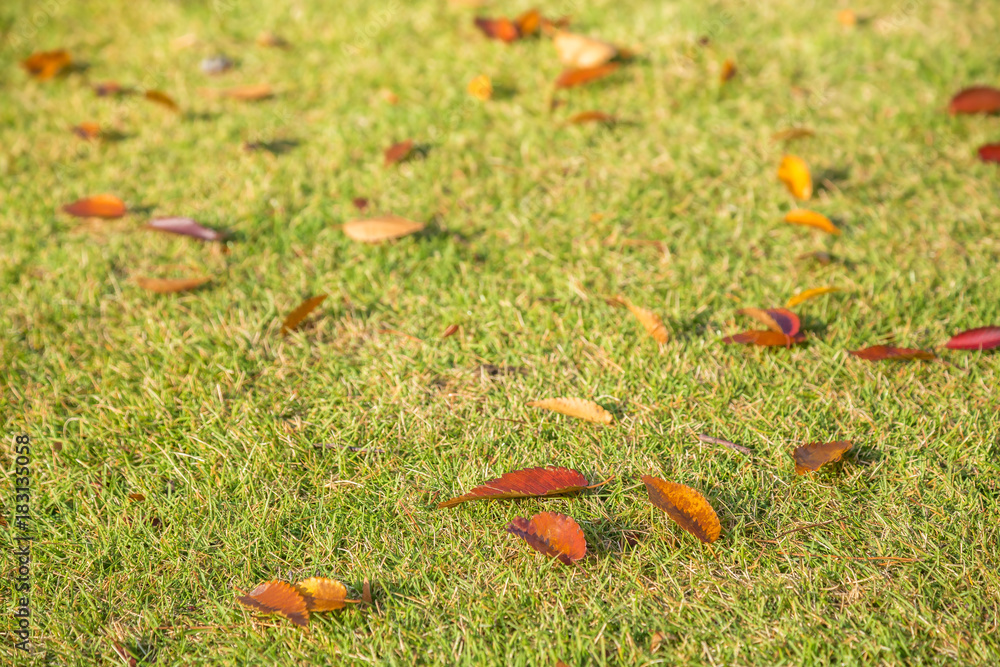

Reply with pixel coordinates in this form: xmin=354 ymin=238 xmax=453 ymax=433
xmin=723 ymin=330 xmax=804 ymax=347
xmin=848 ymin=345 xmax=935 ymax=361
xmin=438 ymin=466 xmax=591 ymax=509
xmin=738 ymin=307 xmax=801 ymax=335
xmin=146 ymin=217 xmax=225 ymax=241
xmin=352 ymin=197 xmax=370 ymax=211
xmin=474 ymin=17 xmax=520 ymax=43
xmin=384 ymin=139 xmax=415 ymax=166
xmin=978 ymin=143 xmax=1000 ymax=163
xmin=507 ymin=512 xmax=587 ymax=564
xmin=949 ymin=86 xmax=1000 ymax=115
xmin=945 ymin=326 xmax=1000 ymax=351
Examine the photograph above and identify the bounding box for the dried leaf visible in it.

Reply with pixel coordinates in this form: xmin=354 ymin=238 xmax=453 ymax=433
xmin=343 ymin=215 xmax=425 ymax=243
xmin=514 ymin=8 xmax=542 ymax=37
xmin=62 ymin=194 xmax=127 ymax=219
xmin=94 ymin=81 xmax=127 ymax=97
xmin=848 ymin=345 xmax=935 ymax=361
xmin=145 ymin=90 xmax=179 ymax=112
xmin=442 ymin=323 xmax=460 ymax=338
xmin=22 ymin=49 xmax=71 ymax=80
xmin=978 ymin=143 xmax=1000 ymax=163
xmin=567 ymin=110 xmax=616 ymax=125
xmin=468 ymin=74 xmax=492 ymax=101
xmin=72 ymin=122 xmax=101 ymax=140
xmin=352 ymin=197 xmax=370 ymax=211
xmin=128 ymin=493 xmax=145 ymax=502
xmin=650 ymin=631 xmax=668 ymax=652
xmin=256 ymin=31 xmax=289 ymax=48
xmin=134 ymin=276 xmax=211 ymax=294
xmin=281 ymin=294 xmax=328 ymax=335
xmin=737 ymin=307 xmax=800 ymax=336
xmin=219 ymin=84 xmax=274 ymax=100
xmin=146 ymin=217 xmax=225 ymax=241
xmin=295 ymin=577 xmax=358 ymax=612
xmin=944 ymin=326 xmax=1000 ymax=351
xmin=697 ymin=434 xmax=751 ymax=455
xmin=555 ymin=63 xmax=620 ymax=89
xmin=837 ymin=9 xmax=858 ymax=27
xmin=384 ymin=139 xmax=415 ymax=166
xmin=723 ymin=330 xmax=804 ymax=347
xmin=948 ymin=86 xmax=1000 ymax=115
xmin=237 ymin=581 xmax=310 ymax=627
xmin=438 ymin=466 xmax=590 ymax=509
xmin=799 ymin=250 xmax=834 ymax=265
xmin=641 ymin=476 xmax=721 ymax=544
xmin=527 ymin=397 xmax=613 ymax=424
xmin=719 ymin=58 xmax=737 ymax=83
xmin=771 ymin=127 xmax=815 ymax=142
xmin=474 ymin=16 xmax=520 ymax=43
xmin=362 ymin=579 xmax=372 ymax=605
xmin=620 ymin=298 xmax=669 ymax=343
xmin=507 ymin=511 xmax=586 ymax=564
xmin=784 ymin=209 xmax=840 ymax=235
xmin=792 ymin=441 xmax=853 ymax=474
xmin=786 ymin=286 xmax=840 ymax=308
xmin=553 ymin=30 xmax=617 ymax=69
xmin=777 ymin=155 xmax=813 ymax=200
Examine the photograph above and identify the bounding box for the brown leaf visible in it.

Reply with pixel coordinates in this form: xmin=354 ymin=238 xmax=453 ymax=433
xmin=362 ymin=579 xmax=372 ymax=605
xmin=737 ymin=307 xmax=801 ymax=336
xmin=792 ymin=441 xmax=853 ymax=474
xmin=134 ymin=276 xmax=211 ymax=294
xmin=145 ymin=90 xmax=180 ymax=112
xmin=237 ymin=581 xmax=310 ymax=627
xmin=128 ymin=493 xmax=146 ymax=502
xmin=22 ymin=49 xmax=71 ymax=80
xmin=719 ymin=58 xmax=737 ymax=83
xmin=650 ymin=631 xmax=668 ymax=652
xmin=784 ymin=209 xmax=840 ymax=235
xmin=777 ymin=155 xmax=812 ymax=200
xmin=352 ymin=197 xmax=370 ymax=211
xmin=567 ymin=110 xmax=616 ymax=125
xmin=72 ymin=122 xmax=101 ymax=140
xmin=343 ymin=215 xmax=425 ymax=243
xmin=281 ymin=294 xmax=328 ymax=335
xmin=221 ymin=83 xmax=274 ymax=101
xmin=62 ymin=194 xmax=127 ymax=219
xmin=620 ymin=298 xmax=669 ymax=343
xmin=256 ymin=31 xmax=289 ymax=48
xmin=442 ymin=323 xmax=460 ymax=338
xmin=474 ymin=16 xmax=520 ymax=43
xmin=723 ymin=330 xmax=804 ymax=347
xmin=507 ymin=511 xmax=586 ymax=564
xmin=94 ymin=81 xmax=127 ymax=97
xmin=771 ymin=127 xmax=815 ymax=142
xmin=146 ymin=217 xmax=226 ymax=241
xmin=438 ymin=466 xmax=591 ymax=509
xmin=553 ymin=30 xmax=617 ymax=69
xmin=948 ymin=86 xmax=1000 ymax=115
xmin=527 ymin=397 xmax=613 ymax=423
xmin=641 ymin=476 xmax=721 ymax=544
xmin=848 ymin=345 xmax=935 ymax=361
xmin=294 ymin=577 xmax=358 ymax=612
xmin=384 ymin=139 xmax=415 ymax=166
xmin=555 ymin=63 xmax=620 ymax=89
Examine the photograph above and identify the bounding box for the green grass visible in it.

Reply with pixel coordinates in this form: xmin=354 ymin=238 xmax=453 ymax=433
xmin=2 ymin=0 xmax=1000 ymax=664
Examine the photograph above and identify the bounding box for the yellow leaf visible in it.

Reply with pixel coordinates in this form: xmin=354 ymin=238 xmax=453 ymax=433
xmin=777 ymin=155 xmax=812 ymax=200
xmin=467 ymin=74 xmax=492 ymax=101
xmin=294 ymin=577 xmax=359 ymax=612
xmin=527 ymin=397 xmax=612 ymax=424
xmin=786 ymin=286 xmax=840 ymax=308
xmin=343 ymin=216 xmax=425 ymax=243
xmin=838 ymin=9 xmax=857 ymax=27
xmin=641 ymin=476 xmax=721 ymax=544
xmin=553 ymin=30 xmax=617 ymax=69
xmin=619 ymin=297 xmax=669 ymax=344
xmin=784 ymin=209 xmax=840 ymax=235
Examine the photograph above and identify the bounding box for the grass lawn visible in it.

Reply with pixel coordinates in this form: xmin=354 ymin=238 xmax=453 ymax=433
xmin=2 ymin=0 xmax=999 ymax=664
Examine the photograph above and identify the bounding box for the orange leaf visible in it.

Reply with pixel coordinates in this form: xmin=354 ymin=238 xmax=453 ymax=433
xmin=441 ymin=323 xmax=460 ymax=338
xmin=784 ymin=209 xmax=840 ymax=235
xmin=514 ymin=8 xmax=542 ymax=37
xmin=777 ymin=155 xmax=812 ymax=200
xmin=384 ymin=139 xmax=415 ymax=166
xmin=237 ymin=581 xmax=310 ymax=627
xmin=527 ymin=397 xmax=613 ymax=423
xmin=792 ymin=441 xmax=853 ymax=474
xmin=281 ymin=294 xmax=328 ymax=335
xmin=145 ymin=90 xmax=179 ymax=112
xmin=837 ymin=9 xmax=858 ymax=27
xmin=467 ymin=74 xmax=492 ymax=101
xmin=737 ymin=307 xmax=801 ymax=336
xmin=21 ymin=49 xmax=71 ymax=80
xmin=567 ymin=110 xmax=616 ymax=125
xmin=294 ymin=577 xmax=358 ymax=612
xmin=786 ymin=286 xmax=840 ymax=308
xmin=507 ymin=511 xmax=586 ymax=564
xmin=948 ymin=86 xmax=1000 ymax=115
xmin=62 ymin=194 xmax=127 ymax=219
xmin=474 ymin=16 xmax=520 ymax=43
xmin=553 ymin=30 xmax=617 ymax=69
xmin=723 ymin=330 xmax=804 ymax=347
xmin=642 ymin=476 xmax=721 ymax=544
xmin=555 ymin=63 xmax=620 ymax=89
xmin=343 ymin=215 xmax=425 ymax=243
xmin=620 ymin=298 xmax=669 ymax=343
xmin=219 ymin=83 xmax=274 ymax=101
xmin=438 ymin=466 xmax=590 ymax=509
xmin=72 ymin=122 xmax=101 ymax=140
xmin=134 ymin=276 xmax=211 ymax=293
xmin=719 ymin=58 xmax=737 ymax=83
xmin=848 ymin=345 xmax=935 ymax=361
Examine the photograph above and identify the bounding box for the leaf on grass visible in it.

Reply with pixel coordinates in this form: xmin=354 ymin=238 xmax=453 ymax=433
xmin=641 ymin=476 xmax=720 ymax=544
xmin=352 ymin=197 xmax=370 ymax=211
xmin=553 ymin=30 xmax=617 ymax=69
xmin=777 ymin=155 xmax=812 ymax=200
xmin=784 ymin=209 xmax=840 ymax=235
xmin=384 ymin=139 xmax=415 ymax=166
xmin=719 ymin=58 xmax=736 ymax=83
xmin=555 ymin=63 xmax=620 ymax=89
xmin=468 ymin=74 xmax=492 ymax=101
xmin=944 ymin=326 xmax=1000 ymax=351
xmin=514 ymin=8 xmax=542 ymax=37
xmin=281 ymin=294 xmax=328 ymax=335
xmin=438 ymin=466 xmax=591 ymax=509
xmin=771 ymin=127 xmax=815 ymax=142
xmin=22 ymin=49 xmax=71 ymax=80
xmin=219 ymin=83 xmax=274 ymax=101
xmin=94 ymin=81 xmax=127 ymax=97
xmin=798 ymin=250 xmax=834 ymax=265
xmin=295 ymin=577 xmax=358 ymax=611
xmin=527 ymin=397 xmax=613 ymax=423
xmin=507 ymin=511 xmax=586 ymax=564
xmin=948 ymin=86 xmax=1000 ymax=115
xmin=146 ymin=217 xmax=226 ymax=241
xmin=723 ymin=330 xmax=804 ymax=347
xmin=567 ymin=110 xmax=616 ymax=125
xmin=128 ymin=493 xmax=145 ymax=502
xmin=848 ymin=345 xmax=935 ymax=361
xmin=72 ymin=122 xmax=101 ymax=140
xmin=474 ymin=16 xmax=520 ymax=43
xmin=135 ymin=276 xmax=211 ymax=293
xmin=978 ymin=144 xmax=1000 ymax=163
xmin=362 ymin=579 xmax=372 ymax=605
xmin=145 ymin=90 xmax=179 ymax=112
xmin=237 ymin=581 xmax=310 ymax=627
xmin=618 ymin=297 xmax=668 ymax=343
xmin=442 ymin=323 xmax=460 ymax=338
xmin=786 ymin=286 xmax=840 ymax=308
xmin=343 ymin=215 xmax=425 ymax=243
xmin=837 ymin=9 xmax=858 ymax=27
xmin=792 ymin=441 xmax=853 ymax=474
xmin=256 ymin=31 xmax=289 ymax=48
xmin=697 ymin=434 xmax=751 ymax=455
xmin=737 ymin=307 xmax=800 ymax=336
xmin=62 ymin=194 xmax=127 ymax=218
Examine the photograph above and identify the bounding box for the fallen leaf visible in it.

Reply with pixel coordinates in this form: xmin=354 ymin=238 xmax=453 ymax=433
xmin=62 ymin=194 xmax=127 ymax=219
xmin=128 ymin=493 xmax=145 ymax=502
xmin=378 ymin=89 xmax=399 ymax=105
xmin=362 ymin=579 xmax=372 ymax=605
xmin=281 ymin=294 xmax=328 ymax=335
xmin=641 ymin=476 xmax=721 ymax=544
xmin=94 ymin=81 xmax=127 ymax=97
xmin=771 ymin=127 xmax=815 ymax=142
xmin=786 ymin=286 xmax=840 ymax=308
xmin=619 ymin=297 xmax=669 ymax=343
xmin=112 ymin=642 xmax=137 ymax=667
xmin=343 ymin=215 xmax=425 ymax=243
xmin=737 ymin=307 xmax=801 ymax=336
xmin=650 ymin=631 xmax=668 ymax=652
xmin=201 ymin=55 xmax=234 ymax=75
xmin=145 ymin=90 xmax=179 ymax=112
xmin=837 ymin=9 xmax=857 ymax=27
xmin=507 ymin=512 xmax=586 ymax=564
xmin=438 ymin=466 xmax=591 ymax=509
xmin=134 ymin=276 xmax=211 ymax=293
xmin=723 ymin=330 xmax=804 ymax=347
xmin=777 ymin=155 xmax=813 ymax=200
xmin=944 ymin=326 xmax=1000 ymax=351
xmin=567 ymin=110 xmax=616 ymax=125
xmin=146 ymin=217 xmax=226 ymax=241
xmin=792 ymin=441 xmax=853 ymax=474
xmin=848 ymin=345 xmax=935 ymax=361
xmin=21 ymin=49 xmax=71 ymax=80
xmin=514 ymin=8 xmax=542 ymax=37
xmin=384 ymin=139 xmax=415 ymax=166
xmin=719 ymin=58 xmax=736 ymax=83
xmin=948 ymin=86 xmax=1000 ymax=115
xmin=257 ymin=31 xmax=288 ymax=48
xmin=237 ymin=581 xmax=310 ymax=627
xmin=295 ymin=577 xmax=358 ymax=611
xmin=468 ymin=74 xmax=492 ymax=101
xmin=474 ymin=16 xmax=520 ymax=43
xmin=219 ymin=83 xmax=274 ymax=100
xmin=553 ymin=30 xmax=617 ymax=68
xmin=798 ymin=250 xmax=834 ymax=265
xmin=352 ymin=197 xmax=370 ymax=211
xmin=784 ymin=209 xmax=840 ymax=235
xmin=527 ymin=397 xmax=613 ymax=423
xmin=442 ymin=323 xmax=460 ymax=338
xmin=978 ymin=143 xmax=1000 ymax=163
xmin=555 ymin=63 xmax=620 ymax=89
xmin=72 ymin=122 xmax=101 ymax=140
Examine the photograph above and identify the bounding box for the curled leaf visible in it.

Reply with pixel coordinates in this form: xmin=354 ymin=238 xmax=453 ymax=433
xmin=641 ymin=476 xmax=720 ymax=544
xmin=723 ymin=330 xmax=804 ymax=347
xmin=527 ymin=397 xmax=612 ymax=424
xmin=134 ymin=276 xmax=211 ymax=293
xmin=944 ymin=326 xmax=1000 ymax=351
xmin=784 ymin=209 xmax=840 ymax=235
xmin=295 ymin=577 xmax=358 ymax=611
xmin=948 ymin=86 xmax=1000 ymax=115
xmin=777 ymin=155 xmax=813 ymax=200
xmin=438 ymin=466 xmax=590 ymax=509
xmin=474 ymin=16 xmax=520 ymax=43
xmin=145 ymin=90 xmax=179 ymax=112
xmin=146 ymin=217 xmax=225 ymax=241
xmin=507 ymin=512 xmax=586 ymax=564
xmin=468 ymin=74 xmax=492 ymax=101
xmin=384 ymin=139 xmax=415 ymax=166
xmin=343 ymin=215 xmax=425 ymax=243
xmin=553 ymin=30 xmax=617 ymax=69
xmin=555 ymin=63 xmax=620 ymax=89
xmin=786 ymin=286 xmax=840 ymax=308
xmin=441 ymin=323 xmax=460 ymax=338
xmin=62 ymin=194 xmax=127 ymax=219
xmin=22 ymin=49 xmax=71 ymax=80
xmin=792 ymin=441 xmax=853 ymax=474
xmin=281 ymin=294 xmax=328 ymax=335
xmin=719 ymin=58 xmax=736 ymax=83
xmin=978 ymin=144 xmax=1000 ymax=163
xmin=848 ymin=345 xmax=935 ymax=361
xmin=237 ymin=581 xmax=309 ymax=627
xmin=737 ymin=307 xmax=800 ymax=336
